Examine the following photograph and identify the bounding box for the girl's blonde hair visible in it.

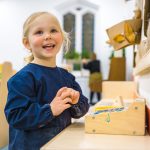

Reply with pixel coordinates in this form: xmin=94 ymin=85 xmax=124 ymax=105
xmin=23 ymin=11 xmax=70 ymax=63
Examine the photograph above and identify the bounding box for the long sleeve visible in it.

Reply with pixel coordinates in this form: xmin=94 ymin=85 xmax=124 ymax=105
xmin=83 ymin=60 xmax=101 ymax=74
xmin=83 ymin=62 xmax=91 ymax=70
xmin=69 ymin=75 xmax=90 ymax=118
xmin=5 ymin=73 xmax=55 ymax=130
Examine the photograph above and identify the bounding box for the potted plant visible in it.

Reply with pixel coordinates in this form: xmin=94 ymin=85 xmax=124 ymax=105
xmin=64 ymin=50 xmax=81 ymax=71
xmin=81 ymin=49 xmax=91 ymax=59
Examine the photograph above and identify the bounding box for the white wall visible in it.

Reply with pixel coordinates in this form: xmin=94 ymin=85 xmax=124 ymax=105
xmin=88 ymin=0 xmax=135 ymax=80
xmin=0 ymin=0 xmax=135 ymax=80
xmin=0 ymin=0 xmax=61 ymax=70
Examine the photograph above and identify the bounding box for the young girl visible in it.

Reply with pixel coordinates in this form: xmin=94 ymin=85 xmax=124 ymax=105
xmin=5 ymin=12 xmax=89 ymax=150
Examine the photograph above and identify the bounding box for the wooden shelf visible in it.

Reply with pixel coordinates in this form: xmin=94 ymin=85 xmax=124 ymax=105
xmin=134 ymin=50 xmax=150 ymax=76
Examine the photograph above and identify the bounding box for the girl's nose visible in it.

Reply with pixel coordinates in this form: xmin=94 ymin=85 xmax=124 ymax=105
xmin=45 ymin=33 xmax=51 ymax=40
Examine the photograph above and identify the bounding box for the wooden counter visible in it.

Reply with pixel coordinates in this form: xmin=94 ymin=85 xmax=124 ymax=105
xmin=41 ymin=119 xmax=150 ymax=150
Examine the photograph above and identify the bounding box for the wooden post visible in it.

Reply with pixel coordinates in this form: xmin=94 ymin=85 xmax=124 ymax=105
xmin=0 ymin=62 xmax=13 ymax=148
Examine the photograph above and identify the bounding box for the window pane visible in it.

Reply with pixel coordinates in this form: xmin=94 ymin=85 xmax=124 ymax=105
xmin=82 ymin=13 xmax=94 ymax=53
xmin=63 ymin=13 xmax=76 ymax=51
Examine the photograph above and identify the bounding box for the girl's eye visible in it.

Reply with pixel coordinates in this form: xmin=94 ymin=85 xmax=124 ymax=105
xmin=35 ymin=31 xmax=43 ymax=35
xmin=51 ymin=29 xmax=57 ymax=33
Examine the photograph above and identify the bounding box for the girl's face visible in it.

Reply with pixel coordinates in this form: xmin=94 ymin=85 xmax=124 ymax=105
xmin=24 ymin=14 xmax=63 ymax=63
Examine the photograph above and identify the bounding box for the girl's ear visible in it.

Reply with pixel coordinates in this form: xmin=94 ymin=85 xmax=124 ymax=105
xmin=23 ymin=38 xmax=31 ymax=50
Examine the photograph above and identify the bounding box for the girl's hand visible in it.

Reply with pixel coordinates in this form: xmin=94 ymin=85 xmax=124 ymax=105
xmin=50 ymin=87 xmax=72 ymax=116
xmin=69 ymin=88 xmax=80 ymax=104
xmin=82 ymin=59 xmax=87 ymax=64
xmin=60 ymin=88 xmax=80 ymax=105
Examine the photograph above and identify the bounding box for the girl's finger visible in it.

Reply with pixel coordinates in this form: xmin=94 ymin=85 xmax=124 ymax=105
xmin=71 ymin=90 xmax=76 ymax=100
xmin=60 ymin=90 xmax=72 ymax=99
xmin=75 ymin=91 xmax=80 ymax=98
xmin=56 ymin=87 xmax=67 ymax=97
xmin=72 ymin=91 xmax=80 ymax=104
xmin=64 ymin=103 xmax=72 ymax=109
xmin=63 ymin=97 xmax=72 ymax=104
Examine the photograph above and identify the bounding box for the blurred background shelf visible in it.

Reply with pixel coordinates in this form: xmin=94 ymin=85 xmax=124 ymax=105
xmin=134 ymin=50 xmax=150 ymax=76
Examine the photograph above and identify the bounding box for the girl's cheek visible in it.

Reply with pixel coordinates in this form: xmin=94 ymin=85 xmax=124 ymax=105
xmin=33 ymin=37 xmax=43 ymax=45
xmin=55 ymin=33 xmax=63 ymax=41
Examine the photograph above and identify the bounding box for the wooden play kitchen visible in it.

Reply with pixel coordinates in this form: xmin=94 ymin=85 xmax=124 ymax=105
xmin=85 ymin=81 xmax=145 ymax=136
xmin=41 ymin=81 xmax=150 ymax=150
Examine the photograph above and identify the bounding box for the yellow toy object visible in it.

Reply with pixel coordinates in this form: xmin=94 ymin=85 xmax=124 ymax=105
xmin=113 ymin=34 xmax=125 ymax=43
xmin=95 ymin=96 xmax=124 ymax=112
xmin=95 ymin=105 xmax=124 ymax=112
xmin=124 ymin=22 xmax=136 ymax=44
xmin=113 ymin=23 xmax=136 ymax=44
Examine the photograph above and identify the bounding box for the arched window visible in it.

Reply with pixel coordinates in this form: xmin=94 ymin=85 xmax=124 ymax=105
xmin=63 ymin=13 xmax=76 ymax=51
xmin=82 ymin=13 xmax=94 ymax=53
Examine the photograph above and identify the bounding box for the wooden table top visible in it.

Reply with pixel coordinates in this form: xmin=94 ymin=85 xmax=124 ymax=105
xmin=41 ymin=118 xmax=150 ymax=150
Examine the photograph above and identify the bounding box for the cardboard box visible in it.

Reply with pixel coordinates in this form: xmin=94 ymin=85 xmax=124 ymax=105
xmin=85 ymin=81 xmax=146 ymax=136
xmin=106 ymin=19 xmax=142 ymax=50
